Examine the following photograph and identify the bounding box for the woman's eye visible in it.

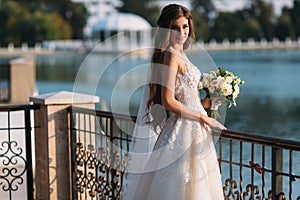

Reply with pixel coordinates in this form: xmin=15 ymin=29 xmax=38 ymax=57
xmin=171 ymin=26 xmax=179 ymax=31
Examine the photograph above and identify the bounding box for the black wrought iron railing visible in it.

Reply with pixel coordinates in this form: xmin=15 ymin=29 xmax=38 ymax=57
xmin=69 ymin=107 xmax=134 ymax=200
xmin=219 ymin=131 xmax=300 ymax=200
xmin=0 ymin=104 xmax=39 ymax=200
xmin=69 ymin=107 xmax=300 ymax=200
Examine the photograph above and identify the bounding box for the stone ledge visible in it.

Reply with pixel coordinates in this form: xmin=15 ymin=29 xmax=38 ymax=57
xmin=30 ymin=91 xmax=100 ymax=105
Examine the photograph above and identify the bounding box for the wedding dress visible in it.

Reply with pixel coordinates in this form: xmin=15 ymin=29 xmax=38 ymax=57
xmin=121 ymin=58 xmax=224 ymax=200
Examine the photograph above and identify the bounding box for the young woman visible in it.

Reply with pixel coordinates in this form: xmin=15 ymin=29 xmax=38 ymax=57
xmin=121 ymin=4 xmax=225 ymax=199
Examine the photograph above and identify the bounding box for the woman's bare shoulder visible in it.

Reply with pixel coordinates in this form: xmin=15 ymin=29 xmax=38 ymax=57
xmin=163 ymin=50 xmax=179 ymax=69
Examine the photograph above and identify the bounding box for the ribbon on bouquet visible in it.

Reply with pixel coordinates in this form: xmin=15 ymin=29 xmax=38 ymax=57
xmin=209 ymin=97 xmax=222 ymax=119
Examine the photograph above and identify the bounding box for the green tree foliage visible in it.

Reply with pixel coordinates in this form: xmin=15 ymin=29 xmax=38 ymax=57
xmin=16 ymin=10 xmax=72 ymax=44
xmin=247 ymin=0 xmax=274 ymax=40
xmin=289 ymin=0 xmax=300 ymax=37
xmin=211 ymin=12 xmax=244 ymax=42
xmin=191 ymin=11 xmax=210 ymax=42
xmin=240 ymin=15 xmax=262 ymax=40
xmin=117 ymin=0 xmax=160 ymax=26
xmin=67 ymin=3 xmax=88 ymax=39
xmin=209 ymin=0 xmax=275 ymax=42
xmin=191 ymin=0 xmax=267 ymax=42
xmin=274 ymin=10 xmax=295 ymax=40
xmin=191 ymin=0 xmax=214 ymax=21
xmin=0 ymin=0 xmax=87 ymax=45
xmin=44 ymin=1 xmax=88 ymax=39
xmin=275 ymin=0 xmax=300 ymax=39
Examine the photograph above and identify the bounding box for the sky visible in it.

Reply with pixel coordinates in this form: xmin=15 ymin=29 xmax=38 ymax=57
xmin=158 ymin=0 xmax=294 ymax=16
xmin=213 ymin=0 xmax=294 ymax=15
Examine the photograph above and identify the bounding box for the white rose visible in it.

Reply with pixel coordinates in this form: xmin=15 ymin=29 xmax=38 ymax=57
xmin=210 ymin=79 xmax=220 ymax=87
xmin=221 ymin=83 xmax=232 ymax=96
xmin=207 ymin=73 xmax=214 ymax=80
xmin=226 ymin=76 xmax=233 ymax=83
xmin=208 ymin=86 xmax=215 ymax=93
xmin=217 ymin=76 xmax=224 ymax=82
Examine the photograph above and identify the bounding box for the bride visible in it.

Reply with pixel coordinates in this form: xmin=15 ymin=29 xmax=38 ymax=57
xmin=121 ymin=4 xmax=226 ymax=200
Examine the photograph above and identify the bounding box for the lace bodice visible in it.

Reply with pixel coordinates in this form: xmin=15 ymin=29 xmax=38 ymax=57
xmin=174 ymin=61 xmax=203 ymax=111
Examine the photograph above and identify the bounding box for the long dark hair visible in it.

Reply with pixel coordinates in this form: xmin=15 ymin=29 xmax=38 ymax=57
xmin=146 ymin=4 xmax=195 ymax=128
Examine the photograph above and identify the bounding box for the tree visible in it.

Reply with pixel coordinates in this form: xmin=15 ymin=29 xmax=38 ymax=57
xmin=274 ymin=10 xmax=295 ymax=40
xmin=44 ymin=1 xmax=88 ymax=39
xmin=67 ymin=3 xmax=88 ymax=39
xmin=191 ymin=0 xmax=214 ymax=21
xmin=191 ymin=11 xmax=210 ymax=42
xmin=0 ymin=1 xmax=26 ymax=45
xmin=117 ymin=0 xmax=160 ymax=26
xmin=245 ymin=0 xmax=274 ymax=40
xmin=190 ymin=0 xmax=215 ymax=42
xmin=210 ymin=12 xmax=245 ymax=42
xmin=284 ymin=0 xmax=300 ymax=37
xmin=242 ymin=16 xmax=262 ymax=40
xmin=0 ymin=1 xmax=74 ymax=45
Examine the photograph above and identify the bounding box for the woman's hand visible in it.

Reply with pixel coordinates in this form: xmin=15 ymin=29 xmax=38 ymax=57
xmin=200 ymin=114 xmax=227 ymax=131
xmin=201 ymin=97 xmax=211 ymax=108
xmin=201 ymin=97 xmax=222 ymax=109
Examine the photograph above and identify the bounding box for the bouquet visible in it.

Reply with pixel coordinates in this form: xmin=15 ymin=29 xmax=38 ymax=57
xmin=198 ymin=67 xmax=244 ymax=119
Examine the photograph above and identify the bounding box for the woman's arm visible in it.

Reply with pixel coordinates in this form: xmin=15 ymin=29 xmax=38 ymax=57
xmin=160 ymin=52 xmax=226 ymax=130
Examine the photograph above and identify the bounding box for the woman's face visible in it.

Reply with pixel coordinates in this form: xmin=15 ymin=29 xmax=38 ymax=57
xmin=170 ymin=16 xmax=189 ymax=46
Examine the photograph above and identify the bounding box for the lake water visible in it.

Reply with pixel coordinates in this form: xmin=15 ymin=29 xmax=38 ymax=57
xmin=35 ymin=48 xmax=300 ymax=141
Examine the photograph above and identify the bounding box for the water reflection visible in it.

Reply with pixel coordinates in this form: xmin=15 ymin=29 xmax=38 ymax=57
xmin=37 ymin=54 xmax=86 ymax=82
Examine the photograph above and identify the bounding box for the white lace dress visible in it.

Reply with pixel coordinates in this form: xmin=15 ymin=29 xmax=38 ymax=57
xmin=122 ymin=62 xmax=224 ymax=200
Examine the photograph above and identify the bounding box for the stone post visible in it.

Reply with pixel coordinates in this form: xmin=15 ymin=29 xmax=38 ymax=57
xmin=10 ymin=55 xmax=36 ymax=103
xmin=30 ymin=91 xmax=99 ymax=200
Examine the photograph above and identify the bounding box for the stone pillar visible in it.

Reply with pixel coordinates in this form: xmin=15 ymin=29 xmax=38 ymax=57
xmin=141 ymin=30 xmax=146 ymax=47
xmin=30 ymin=91 xmax=99 ymax=200
xmin=117 ymin=31 xmax=124 ymax=50
xmin=104 ymin=30 xmax=111 ymax=50
xmin=141 ymin=29 xmax=151 ymax=47
xmin=10 ymin=55 xmax=36 ymax=103
xmin=129 ymin=30 xmax=137 ymax=49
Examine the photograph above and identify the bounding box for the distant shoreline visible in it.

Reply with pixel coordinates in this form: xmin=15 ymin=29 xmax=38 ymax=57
xmin=0 ymin=41 xmax=299 ymax=57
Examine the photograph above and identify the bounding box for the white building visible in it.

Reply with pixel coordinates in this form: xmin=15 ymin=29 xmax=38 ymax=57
xmin=72 ymin=0 xmax=152 ymax=51
xmin=72 ymin=0 xmax=122 ymax=37
xmin=92 ymin=13 xmax=151 ymax=50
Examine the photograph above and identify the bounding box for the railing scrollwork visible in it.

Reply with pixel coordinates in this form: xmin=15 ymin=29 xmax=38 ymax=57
xmin=0 ymin=140 xmax=27 ymax=193
xmin=223 ymin=178 xmax=239 ymax=200
xmin=75 ymin=141 xmax=126 ymax=199
xmin=0 ymin=104 xmax=38 ymax=200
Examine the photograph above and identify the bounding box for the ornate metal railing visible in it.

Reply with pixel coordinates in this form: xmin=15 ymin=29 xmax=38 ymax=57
xmin=0 ymin=104 xmax=39 ymax=200
xmin=69 ymin=107 xmax=135 ymax=200
xmin=0 ymin=62 xmax=10 ymax=102
xmin=219 ymin=131 xmax=300 ymax=200
xmin=69 ymin=107 xmax=300 ymax=200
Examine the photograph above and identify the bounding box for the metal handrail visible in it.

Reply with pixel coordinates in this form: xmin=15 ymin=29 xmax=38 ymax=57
xmin=69 ymin=106 xmax=137 ymax=121
xmin=221 ymin=130 xmax=300 ymax=151
xmin=70 ymin=106 xmax=300 ymax=151
xmin=0 ymin=104 xmax=40 ymax=111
